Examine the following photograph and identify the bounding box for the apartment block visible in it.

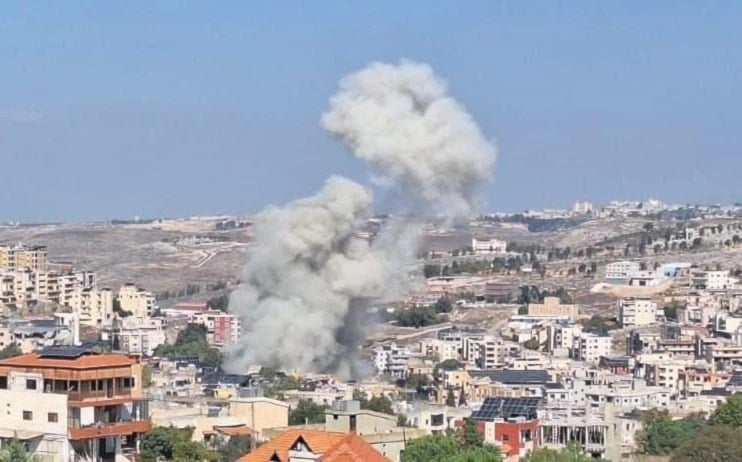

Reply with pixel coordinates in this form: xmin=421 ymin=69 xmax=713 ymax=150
xmin=69 ymin=288 xmax=114 ymax=327
xmin=471 ymin=237 xmax=507 ymax=254
xmin=0 ymin=346 xmax=150 ymax=461
xmin=573 ymin=333 xmax=612 ymax=364
xmin=193 ymin=310 xmax=242 ymax=346
xmin=605 ymin=261 xmax=641 ymax=284
xmin=118 ymin=284 xmax=156 ymax=318
xmin=0 ymin=244 xmax=48 ymax=272
xmin=113 ymin=317 xmax=167 ymax=356
xmin=528 ymin=296 xmax=579 ymax=320
xmin=618 ymin=298 xmax=658 ymax=327
xmin=691 ymin=270 xmax=736 ymax=290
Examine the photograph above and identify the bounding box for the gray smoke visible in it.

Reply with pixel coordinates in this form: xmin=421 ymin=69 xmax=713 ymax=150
xmin=227 ymin=60 xmax=496 ymax=377
xmin=322 ymin=60 xmax=495 ymax=217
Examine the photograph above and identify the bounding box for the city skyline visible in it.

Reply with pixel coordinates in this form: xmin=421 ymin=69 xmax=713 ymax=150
xmin=2 ymin=2 xmax=741 ymax=222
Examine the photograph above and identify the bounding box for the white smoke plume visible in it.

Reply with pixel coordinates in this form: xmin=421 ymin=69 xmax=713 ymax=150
xmin=322 ymin=60 xmax=496 ymax=217
xmin=227 ymin=60 xmax=496 ymax=377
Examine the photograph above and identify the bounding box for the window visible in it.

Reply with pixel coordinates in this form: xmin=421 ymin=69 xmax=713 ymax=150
xmin=48 ymin=412 xmax=58 ymax=423
xmin=26 ymin=379 xmax=37 ymax=390
xmin=0 ymin=377 xmax=7 ymax=390
xmin=502 ymin=434 xmax=509 ymax=442
xmin=23 ymin=411 xmax=32 ymax=421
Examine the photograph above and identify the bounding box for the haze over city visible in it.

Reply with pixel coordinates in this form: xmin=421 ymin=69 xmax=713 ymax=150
xmin=2 ymin=2 xmax=742 ymax=222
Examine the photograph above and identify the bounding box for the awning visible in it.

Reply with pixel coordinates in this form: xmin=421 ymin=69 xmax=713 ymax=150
xmin=0 ymin=429 xmax=43 ymax=440
xmin=214 ymin=425 xmax=253 ymax=437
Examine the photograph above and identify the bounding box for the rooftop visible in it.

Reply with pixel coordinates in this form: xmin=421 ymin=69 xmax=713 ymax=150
xmin=0 ymin=350 xmax=135 ymax=370
xmin=238 ymin=429 xmax=387 ymax=462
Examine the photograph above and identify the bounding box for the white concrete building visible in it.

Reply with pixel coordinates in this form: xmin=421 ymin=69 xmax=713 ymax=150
xmin=471 ymin=237 xmax=507 ymax=254
xmin=605 ymin=261 xmax=641 ymax=283
xmin=573 ymin=333 xmax=612 ymax=364
xmin=373 ymin=343 xmax=411 ymax=379
xmin=618 ymin=298 xmax=658 ymax=327
xmin=691 ymin=270 xmax=736 ymax=290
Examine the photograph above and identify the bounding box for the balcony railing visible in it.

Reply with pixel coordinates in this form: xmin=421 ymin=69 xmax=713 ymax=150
xmin=68 ymin=420 xmax=151 ymax=440
xmin=66 ymin=390 xmax=135 ymax=403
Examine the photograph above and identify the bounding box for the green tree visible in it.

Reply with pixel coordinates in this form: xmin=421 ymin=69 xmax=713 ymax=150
xmin=141 ymin=426 xmax=217 ymax=462
xmin=433 ymin=359 xmax=460 ymax=380
xmin=670 ymin=425 xmax=742 ymax=462
xmin=445 ymin=386 xmax=457 ymax=407
xmin=434 ymin=297 xmax=453 ymax=313
xmin=0 ymin=344 xmax=22 ymax=360
xmin=523 ymin=338 xmax=540 ymax=351
xmin=217 ymin=436 xmax=252 ymax=462
xmin=289 ymin=399 xmax=327 ymax=425
xmin=142 ymin=365 xmax=153 ymax=388
xmin=520 ymin=443 xmax=592 ymax=462
xmin=641 ymin=417 xmax=695 ymax=455
xmin=153 ymin=323 xmax=222 ymax=368
xmin=713 ymin=393 xmax=742 ymax=426
xmin=0 ymin=440 xmax=40 ymax=462
xmin=401 ymin=433 xmax=501 ymax=462
xmin=364 ymin=395 xmax=394 ymax=415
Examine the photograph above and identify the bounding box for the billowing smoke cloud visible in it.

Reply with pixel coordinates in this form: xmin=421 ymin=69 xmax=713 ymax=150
xmin=227 ymin=60 xmax=496 ymax=377
xmin=322 ymin=60 xmax=495 ymax=217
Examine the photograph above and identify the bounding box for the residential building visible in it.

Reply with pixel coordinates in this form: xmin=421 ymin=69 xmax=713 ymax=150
xmin=605 ymin=261 xmax=641 ymax=284
xmin=573 ymin=333 xmax=612 ymax=364
xmin=691 ymin=270 xmax=735 ymax=290
xmin=373 ymin=343 xmax=411 ymax=378
xmin=418 ymin=338 xmax=460 ymax=361
xmin=111 ymin=317 xmax=167 ymax=356
xmin=228 ymin=396 xmax=290 ymax=436
xmin=0 ymin=346 xmax=150 ymax=461
xmin=238 ymin=428 xmax=387 ymax=462
xmin=69 ymin=287 xmax=114 ymax=327
xmin=193 ymin=310 xmax=242 ymax=346
xmin=471 ymin=237 xmax=507 ymax=254
xmin=0 ymin=244 xmax=48 ymax=271
xmin=528 ymin=297 xmax=579 ymax=321
xmin=118 ymin=284 xmax=156 ymax=318
xmin=618 ymin=298 xmax=658 ymax=327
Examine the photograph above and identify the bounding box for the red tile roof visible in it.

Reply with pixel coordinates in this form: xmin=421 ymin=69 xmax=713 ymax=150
xmin=0 ymin=353 xmax=135 ymax=370
xmin=238 ymin=429 xmax=388 ymax=462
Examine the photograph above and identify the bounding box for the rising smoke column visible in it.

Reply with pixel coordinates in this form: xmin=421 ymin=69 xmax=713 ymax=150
xmin=226 ymin=176 xmax=392 ymax=378
xmin=322 ymin=60 xmax=496 ymax=217
xmin=227 ymin=60 xmax=496 ymax=377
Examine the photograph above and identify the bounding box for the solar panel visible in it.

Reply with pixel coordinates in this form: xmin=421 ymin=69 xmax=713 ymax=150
xmin=471 ymin=397 xmax=541 ymax=421
xmin=39 ymin=346 xmax=88 ymax=358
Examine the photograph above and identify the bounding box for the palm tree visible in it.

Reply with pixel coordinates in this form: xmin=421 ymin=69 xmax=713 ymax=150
xmin=0 ymin=440 xmax=39 ymax=462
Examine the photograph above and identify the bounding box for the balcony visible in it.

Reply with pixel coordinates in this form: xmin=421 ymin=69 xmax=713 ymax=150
xmin=68 ymin=420 xmax=151 ymax=440
xmin=65 ymin=390 xmax=137 ymax=405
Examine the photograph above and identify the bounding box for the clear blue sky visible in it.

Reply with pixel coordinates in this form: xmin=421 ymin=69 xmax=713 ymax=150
xmin=2 ymin=2 xmax=740 ymax=222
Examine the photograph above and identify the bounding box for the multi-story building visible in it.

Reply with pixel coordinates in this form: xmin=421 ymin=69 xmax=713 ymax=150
xmin=573 ymin=333 xmax=612 ymax=364
xmin=691 ymin=270 xmax=735 ymax=290
xmin=117 ymin=284 xmax=156 ymax=318
xmin=0 ymin=244 xmax=48 ymax=272
xmin=546 ymin=324 xmax=583 ymax=357
xmin=112 ymin=317 xmax=167 ymax=356
xmin=471 ymin=237 xmax=507 ymax=254
xmin=69 ymin=288 xmax=114 ymax=327
xmin=419 ymin=338 xmax=460 ymax=361
xmin=528 ymin=297 xmax=579 ymax=321
xmin=605 ymin=261 xmax=641 ymax=284
xmin=618 ymin=298 xmax=658 ymax=327
xmin=373 ymin=343 xmax=411 ymax=379
xmin=0 ymin=346 xmax=150 ymax=461
xmin=193 ymin=310 xmax=242 ymax=347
